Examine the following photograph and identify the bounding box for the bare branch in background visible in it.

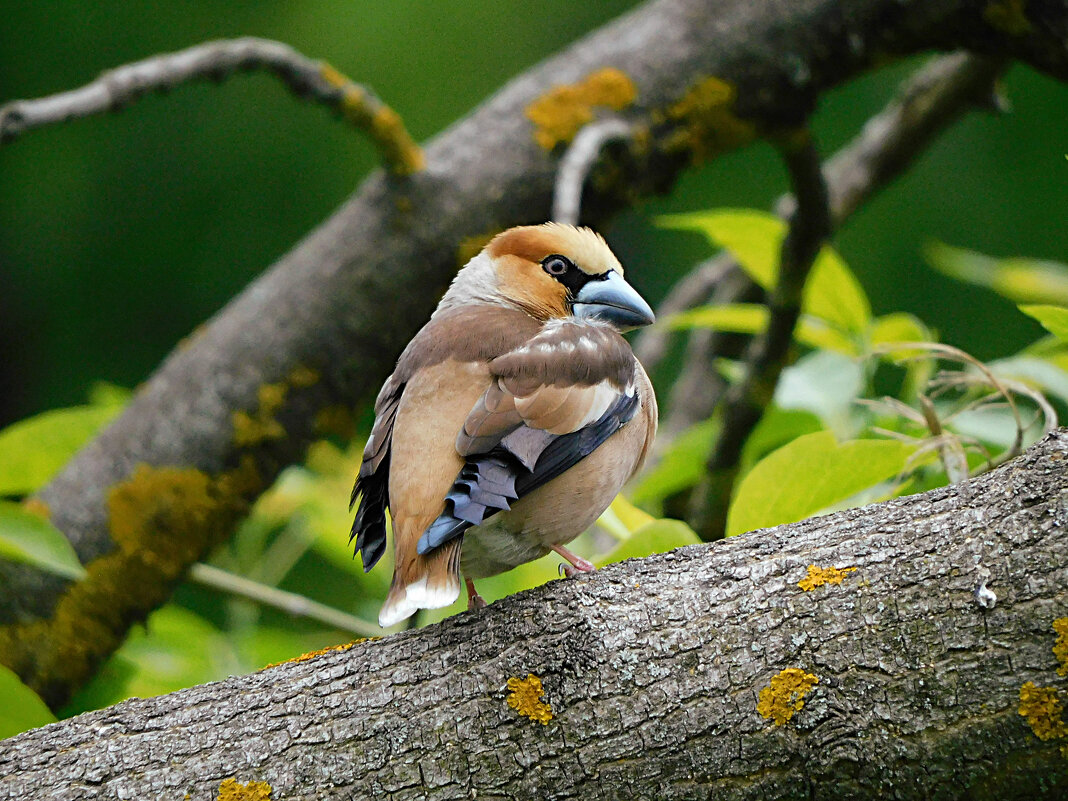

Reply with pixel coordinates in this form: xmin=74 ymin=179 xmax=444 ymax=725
xmin=552 ymin=118 xmax=633 ymax=225
xmin=635 ymin=52 xmax=1006 ymax=436
xmin=0 ymin=37 xmax=424 ymax=175
xmin=689 ymin=132 xmax=832 ymax=540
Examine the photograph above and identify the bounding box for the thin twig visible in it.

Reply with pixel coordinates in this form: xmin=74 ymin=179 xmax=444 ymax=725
xmin=0 ymin=37 xmax=424 ymax=175
xmin=552 ymin=119 xmax=632 ymax=225
xmin=689 ymin=132 xmax=831 ymax=540
xmin=187 ymin=563 xmax=383 ymax=638
xmin=635 ymin=52 xmax=1005 ymax=426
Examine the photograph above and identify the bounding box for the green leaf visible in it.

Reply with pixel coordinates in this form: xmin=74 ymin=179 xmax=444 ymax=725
xmin=0 ymin=665 xmax=55 ymax=739
xmin=598 ymin=518 xmax=702 ymax=565
xmin=1020 ymin=304 xmax=1068 ymax=342
xmin=775 ymin=350 xmax=865 ymax=436
xmin=666 ymin=304 xmax=857 ymax=354
xmin=0 ymin=405 xmax=123 ymax=496
xmin=631 ymin=417 xmax=720 ymax=506
xmin=727 ymin=431 xmax=915 ymax=537
xmin=659 ymin=210 xmax=781 ymax=288
xmin=926 ymin=242 xmax=1068 ymax=305
xmin=869 ymin=312 xmax=932 ymax=347
xmin=805 ymin=247 xmax=872 ymax=335
xmin=660 ymin=210 xmax=870 ymax=335
xmin=739 ymin=408 xmax=824 ymax=474
xmin=0 ymin=501 xmax=85 ymax=580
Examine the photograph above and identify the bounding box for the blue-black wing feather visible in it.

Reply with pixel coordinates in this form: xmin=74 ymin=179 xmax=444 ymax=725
xmin=417 ymin=392 xmax=639 ymax=555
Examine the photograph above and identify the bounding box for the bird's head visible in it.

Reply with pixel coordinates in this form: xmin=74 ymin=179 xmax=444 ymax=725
xmin=440 ymin=223 xmax=655 ymax=331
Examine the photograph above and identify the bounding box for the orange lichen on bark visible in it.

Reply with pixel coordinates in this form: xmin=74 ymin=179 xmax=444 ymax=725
xmin=217 ymin=777 xmax=273 ymax=801
xmin=1019 ymin=682 xmax=1068 ymax=741
xmin=757 ymin=668 xmax=819 ymax=726
xmin=506 ymin=674 xmax=553 ymax=724
xmin=263 ymin=638 xmax=378 ymax=669
xmin=663 ymin=76 xmax=756 ymax=163
xmin=525 ymin=67 xmax=636 ymax=150
xmin=798 ymin=564 xmax=857 ymax=591
xmin=1053 ymin=617 xmax=1068 ymax=677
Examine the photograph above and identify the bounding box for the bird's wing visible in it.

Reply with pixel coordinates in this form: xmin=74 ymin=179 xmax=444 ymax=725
xmin=348 ymin=373 xmax=403 ymax=571
xmin=350 ymin=304 xmax=546 ymax=576
xmin=418 ymin=321 xmax=641 ymax=555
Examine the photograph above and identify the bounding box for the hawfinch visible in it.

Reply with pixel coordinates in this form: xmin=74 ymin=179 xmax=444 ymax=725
xmin=350 ymin=223 xmax=658 ymax=627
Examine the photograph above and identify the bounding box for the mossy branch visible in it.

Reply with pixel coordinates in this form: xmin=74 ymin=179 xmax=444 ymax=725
xmin=0 ymin=37 xmax=424 ymax=175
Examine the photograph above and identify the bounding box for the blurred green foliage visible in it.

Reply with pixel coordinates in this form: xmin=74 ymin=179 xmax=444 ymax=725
xmin=1 ymin=2 xmax=1067 ymax=422
xmin=1 ymin=1 xmax=1067 ymax=737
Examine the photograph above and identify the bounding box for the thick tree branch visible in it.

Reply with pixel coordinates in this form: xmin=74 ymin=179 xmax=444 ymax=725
xmin=0 ymin=37 xmax=424 ymax=175
xmin=3 ymin=430 xmax=1065 ymax=800
xmin=1 ymin=0 xmax=1066 ymax=708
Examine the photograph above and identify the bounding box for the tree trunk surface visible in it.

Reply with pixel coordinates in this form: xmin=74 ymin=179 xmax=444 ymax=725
xmin=3 ymin=430 xmax=1065 ymax=801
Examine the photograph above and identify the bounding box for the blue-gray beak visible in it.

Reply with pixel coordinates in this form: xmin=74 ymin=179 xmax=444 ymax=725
xmin=573 ymin=271 xmax=655 ymax=330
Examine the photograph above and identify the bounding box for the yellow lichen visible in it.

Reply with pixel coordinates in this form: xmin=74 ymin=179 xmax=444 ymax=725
xmin=313 ymin=404 xmax=357 ymax=440
xmin=506 ymin=674 xmax=553 ymax=724
xmin=663 ymin=76 xmax=756 ymax=163
xmin=983 ymin=0 xmax=1032 ymax=35
xmin=457 ymin=229 xmax=502 ymax=267
xmin=0 ymin=458 xmax=261 ymax=706
xmin=798 ymin=564 xmax=857 ymax=592
xmin=232 ymin=383 xmax=288 ymax=447
xmin=217 ymin=778 xmax=273 ymax=801
xmin=21 ymin=497 xmax=51 ymax=521
xmin=525 ymin=67 xmax=637 ymax=150
xmin=263 ymin=638 xmax=377 ymax=669
xmin=287 ymin=364 xmax=320 ymax=388
xmin=1019 ymin=682 xmax=1068 ymax=741
xmin=757 ymin=668 xmax=819 ymax=726
xmin=1053 ymin=618 xmax=1068 ymax=677
xmin=319 ymin=63 xmax=425 ymax=175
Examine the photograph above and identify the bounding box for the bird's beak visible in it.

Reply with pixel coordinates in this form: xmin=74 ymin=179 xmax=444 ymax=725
xmin=573 ymin=271 xmax=656 ymax=330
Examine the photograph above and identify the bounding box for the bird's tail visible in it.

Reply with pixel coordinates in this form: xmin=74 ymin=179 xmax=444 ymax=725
xmin=378 ymin=538 xmax=462 ymax=627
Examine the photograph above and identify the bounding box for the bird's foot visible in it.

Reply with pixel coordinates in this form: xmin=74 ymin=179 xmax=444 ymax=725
xmin=551 ymin=543 xmax=595 ymax=578
xmin=465 ymin=577 xmax=487 ymax=611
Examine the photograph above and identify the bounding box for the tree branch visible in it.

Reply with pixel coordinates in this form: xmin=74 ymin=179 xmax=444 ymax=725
xmin=1 ymin=0 xmax=1065 ymax=708
xmin=552 ymin=118 xmax=632 ymax=225
xmin=689 ymin=133 xmax=832 ymax=539
xmin=3 ymin=430 xmax=1065 ymax=800
xmin=0 ymin=37 xmax=424 ymax=175
xmin=634 ymin=51 xmax=1005 ymax=428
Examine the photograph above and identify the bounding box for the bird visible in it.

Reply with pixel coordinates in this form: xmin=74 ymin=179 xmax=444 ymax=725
xmin=350 ymin=223 xmax=658 ymax=627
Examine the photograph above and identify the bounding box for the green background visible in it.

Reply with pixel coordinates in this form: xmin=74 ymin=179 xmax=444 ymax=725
xmin=1 ymin=0 xmax=1065 ymax=425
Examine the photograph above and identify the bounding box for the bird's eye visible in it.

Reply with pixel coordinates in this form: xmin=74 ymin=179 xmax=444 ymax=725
xmin=543 ymin=255 xmax=571 ymax=276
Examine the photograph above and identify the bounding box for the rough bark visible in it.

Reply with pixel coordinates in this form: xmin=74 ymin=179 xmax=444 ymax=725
xmin=4 ymin=0 xmax=1068 ymax=708
xmin=3 ymin=430 xmax=1065 ymax=801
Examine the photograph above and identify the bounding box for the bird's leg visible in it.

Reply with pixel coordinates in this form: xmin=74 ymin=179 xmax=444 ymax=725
xmin=551 ymin=543 xmax=596 ymax=578
xmin=465 ymin=577 xmax=487 ymax=610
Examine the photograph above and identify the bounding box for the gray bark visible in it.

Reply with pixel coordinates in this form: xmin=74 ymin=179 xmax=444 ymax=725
xmin=3 ymin=429 xmax=1065 ymax=801
xmin=4 ymin=0 xmax=1068 ymax=709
